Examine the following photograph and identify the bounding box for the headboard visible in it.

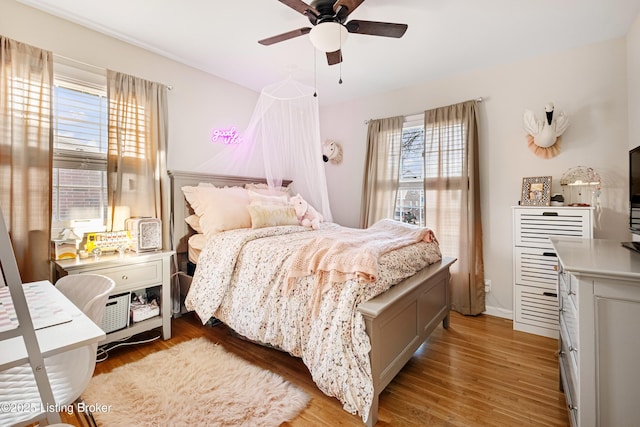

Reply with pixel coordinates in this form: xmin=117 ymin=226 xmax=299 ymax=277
xmin=167 ymin=170 xmax=292 ymax=273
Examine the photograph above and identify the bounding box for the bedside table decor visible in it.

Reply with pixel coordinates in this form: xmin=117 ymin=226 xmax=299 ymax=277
xmin=125 ymin=217 xmax=162 ymax=252
xmin=520 ymin=176 xmax=552 ymax=206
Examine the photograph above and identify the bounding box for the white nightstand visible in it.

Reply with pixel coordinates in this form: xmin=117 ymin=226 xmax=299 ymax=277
xmin=53 ymin=250 xmax=174 ymax=345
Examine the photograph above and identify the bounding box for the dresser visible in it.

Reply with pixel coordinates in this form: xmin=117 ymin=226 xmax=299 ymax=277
xmin=552 ymin=238 xmax=640 ymax=427
xmin=54 ymin=250 xmax=174 ymax=345
xmin=512 ymin=206 xmax=593 ymax=338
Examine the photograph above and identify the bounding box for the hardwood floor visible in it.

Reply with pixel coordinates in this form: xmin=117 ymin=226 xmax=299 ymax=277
xmin=63 ymin=312 xmax=569 ymax=426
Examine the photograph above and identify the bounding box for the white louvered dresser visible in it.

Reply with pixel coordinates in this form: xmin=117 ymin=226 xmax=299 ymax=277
xmin=512 ymin=206 xmax=593 ymax=337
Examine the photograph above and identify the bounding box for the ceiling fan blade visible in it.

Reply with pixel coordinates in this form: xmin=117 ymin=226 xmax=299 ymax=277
xmin=326 ymin=50 xmax=343 ymax=66
xmin=278 ymin=0 xmax=319 ymax=16
xmin=345 ymin=20 xmax=408 ymax=38
xmin=334 ymin=0 xmax=365 ymax=21
xmin=258 ymin=27 xmax=312 ymax=46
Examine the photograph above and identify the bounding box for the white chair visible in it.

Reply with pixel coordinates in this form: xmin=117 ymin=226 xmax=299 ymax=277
xmin=0 ymin=274 xmax=114 ymax=427
xmin=55 ymin=274 xmax=115 ymax=329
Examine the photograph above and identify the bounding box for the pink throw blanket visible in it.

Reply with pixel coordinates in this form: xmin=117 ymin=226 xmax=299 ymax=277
xmin=286 ymin=219 xmax=437 ymax=313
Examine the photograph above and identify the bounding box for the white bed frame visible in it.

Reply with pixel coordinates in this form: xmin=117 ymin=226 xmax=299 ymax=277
xmin=168 ymin=170 xmax=455 ymax=426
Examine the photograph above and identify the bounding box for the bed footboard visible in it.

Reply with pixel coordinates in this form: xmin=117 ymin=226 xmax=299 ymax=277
xmin=358 ymin=257 xmax=455 ymax=427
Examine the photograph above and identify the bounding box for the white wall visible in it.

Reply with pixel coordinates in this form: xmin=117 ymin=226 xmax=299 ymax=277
xmin=0 ymin=0 xmax=260 ymax=174
xmin=320 ymin=38 xmax=630 ymax=316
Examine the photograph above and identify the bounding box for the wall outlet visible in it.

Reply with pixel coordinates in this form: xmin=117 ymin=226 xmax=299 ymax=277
xmin=484 ymin=279 xmax=491 ymax=293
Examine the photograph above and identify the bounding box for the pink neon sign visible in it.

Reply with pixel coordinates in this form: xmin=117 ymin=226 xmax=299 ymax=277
xmin=210 ymin=127 xmax=242 ymax=144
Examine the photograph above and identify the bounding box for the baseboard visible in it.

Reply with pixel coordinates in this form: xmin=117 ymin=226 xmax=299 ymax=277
xmin=514 ymin=321 xmax=559 ymax=339
xmin=483 ymin=305 xmax=512 ymax=320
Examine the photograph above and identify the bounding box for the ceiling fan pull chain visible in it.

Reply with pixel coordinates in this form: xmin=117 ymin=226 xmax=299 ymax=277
xmin=339 ymin=24 xmax=343 ymax=85
xmin=313 ymin=47 xmax=318 ymax=97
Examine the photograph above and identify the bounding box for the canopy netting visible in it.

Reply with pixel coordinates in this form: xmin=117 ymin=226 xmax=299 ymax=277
xmin=197 ymin=79 xmax=332 ymax=221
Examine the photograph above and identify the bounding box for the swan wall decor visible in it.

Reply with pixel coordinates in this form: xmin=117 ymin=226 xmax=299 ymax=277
xmin=523 ymin=102 xmax=569 ymax=159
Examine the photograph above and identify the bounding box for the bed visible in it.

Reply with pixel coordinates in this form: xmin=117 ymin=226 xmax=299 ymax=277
xmin=168 ymin=170 xmax=455 ymax=426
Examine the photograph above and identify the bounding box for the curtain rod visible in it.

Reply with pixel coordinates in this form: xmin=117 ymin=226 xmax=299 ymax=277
xmin=364 ymin=97 xmax=484 ymax=125
xmin=52 ymin=53 xmax=174 ymax=90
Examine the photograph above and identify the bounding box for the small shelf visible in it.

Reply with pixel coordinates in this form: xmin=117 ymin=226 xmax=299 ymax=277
xmin=102 ymin=315 xmax=162 ymax=344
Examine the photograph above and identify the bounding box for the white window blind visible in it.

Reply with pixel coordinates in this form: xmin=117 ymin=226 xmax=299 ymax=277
xmin=394 ymin=114 xmax=466 ymax=239
xmin=107 ymin=102 xmax=148 ymax=160
xmin=51 ymin=65 xmax=108 ymax=236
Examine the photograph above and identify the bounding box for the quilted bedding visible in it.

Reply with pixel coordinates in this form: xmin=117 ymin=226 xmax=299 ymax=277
xmin=184 ymin=221 xmax=442 ymax=422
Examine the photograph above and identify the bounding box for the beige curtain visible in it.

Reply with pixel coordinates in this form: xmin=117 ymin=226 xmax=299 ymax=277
xmin=0 ymin=36 xmax=53 ymax=282
xmin=424 ymin=100 xmax=485 ymax=315
xmin=360 ymin=116 xmax=404 ymax=228
xmin=107 ymin=70 xmax=170 ymax=249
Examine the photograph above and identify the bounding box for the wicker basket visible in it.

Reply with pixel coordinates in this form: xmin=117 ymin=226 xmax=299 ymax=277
xmin=101 ymin=292 xmax=130 ymax=333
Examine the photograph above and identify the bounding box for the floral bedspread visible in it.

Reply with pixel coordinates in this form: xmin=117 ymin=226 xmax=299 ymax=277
xmin=184 ymin=222 xmax=442 ymax=422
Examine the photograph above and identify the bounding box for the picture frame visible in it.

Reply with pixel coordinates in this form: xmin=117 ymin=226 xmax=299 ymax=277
xmin=521 ymin=176 xmax=552 ymax=206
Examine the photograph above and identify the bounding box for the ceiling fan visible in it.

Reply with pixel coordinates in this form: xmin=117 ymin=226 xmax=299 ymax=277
xmin=258 ymin=0 xmax=408 ymax=66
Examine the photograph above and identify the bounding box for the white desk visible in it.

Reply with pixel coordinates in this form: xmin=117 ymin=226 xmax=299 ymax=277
xmin=0 ymin=280 xmax=106 ymax=372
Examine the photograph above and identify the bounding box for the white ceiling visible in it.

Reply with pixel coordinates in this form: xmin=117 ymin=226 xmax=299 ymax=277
xmin=17 ymin=0 xmax=640 ymax=106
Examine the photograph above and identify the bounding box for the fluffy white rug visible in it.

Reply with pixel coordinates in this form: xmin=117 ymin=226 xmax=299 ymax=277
xmin=82 ymin=337 xmax=310 ymax=426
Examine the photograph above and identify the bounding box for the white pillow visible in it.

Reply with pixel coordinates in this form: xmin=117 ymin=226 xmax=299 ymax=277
xmin=182 ymin=185 xmax=251 ymax=234
xmin=184 ymin=214 xmax=203 ymax=234
xmin=247 ymin=204 xmax=299 ymax=229
xmin=247 ymin=190 xmax=289 ymax=206
xmin=245 ymin=182 xmax=290 ymax=197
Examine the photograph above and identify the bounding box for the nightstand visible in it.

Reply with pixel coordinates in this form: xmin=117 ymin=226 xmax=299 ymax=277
xmin=53 ymin=250 xmax=174 ymax=345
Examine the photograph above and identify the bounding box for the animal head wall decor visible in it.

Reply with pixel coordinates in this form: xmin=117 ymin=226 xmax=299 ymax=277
xmin=523 ymin=102 xmax=570 ymax=159
xmin=322 ymin=140 xmax=343 ymax=164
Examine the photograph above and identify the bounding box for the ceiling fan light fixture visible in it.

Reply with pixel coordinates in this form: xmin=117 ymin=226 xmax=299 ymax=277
xmin=309 ymin=22 xmax=348 ymax=52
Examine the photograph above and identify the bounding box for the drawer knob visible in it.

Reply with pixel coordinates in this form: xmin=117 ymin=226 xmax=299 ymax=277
xmin=122 ymin=275 xmax=128 ymax=280
xmin=558 ymin=350 xmax=565 ymax=357
xmin=568 ymin=290 xmax=576 ymax=296
xmin=569 ymin=346 xmax=577 ymax=353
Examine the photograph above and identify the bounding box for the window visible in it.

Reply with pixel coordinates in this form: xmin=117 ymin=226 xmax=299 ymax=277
xmin=51 ymin=68 xmax=108 ymax=237
xmin=394 ymin=114 xmax=466 ymax=242
xmin=395 ymin=116 xmax=425 ymax=225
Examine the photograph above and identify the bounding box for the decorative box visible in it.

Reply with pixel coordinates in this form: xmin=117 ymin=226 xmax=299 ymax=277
xmin=130 ymin=300 xmax=160 ymax=323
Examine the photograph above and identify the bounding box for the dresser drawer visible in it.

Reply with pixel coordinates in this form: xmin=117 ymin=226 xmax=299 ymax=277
xmin=559 ymin=266 xmax=569 ymax=294
xmin=560 ymin=299 xmax=579 ymax=358
xmin=514 ymin=208 xmax=592 ymax=249
xmin=558 ymin=264 xmax=579 ymax=309
xmin=515 ymin=284 xmax=559 ymax=331
xmin=559 ymin=332 xmax=579 ymax=427
xmin=515 ymin=246 xmax=558 ymax=290
xmin=568 ymin=272 xmax=579 ymax=309
xmin=93 ymin=260 xmax=162 ymax=291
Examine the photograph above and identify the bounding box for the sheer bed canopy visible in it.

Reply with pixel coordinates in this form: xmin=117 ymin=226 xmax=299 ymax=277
xmin=198 ymin=79 xmax=332 ymax=221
